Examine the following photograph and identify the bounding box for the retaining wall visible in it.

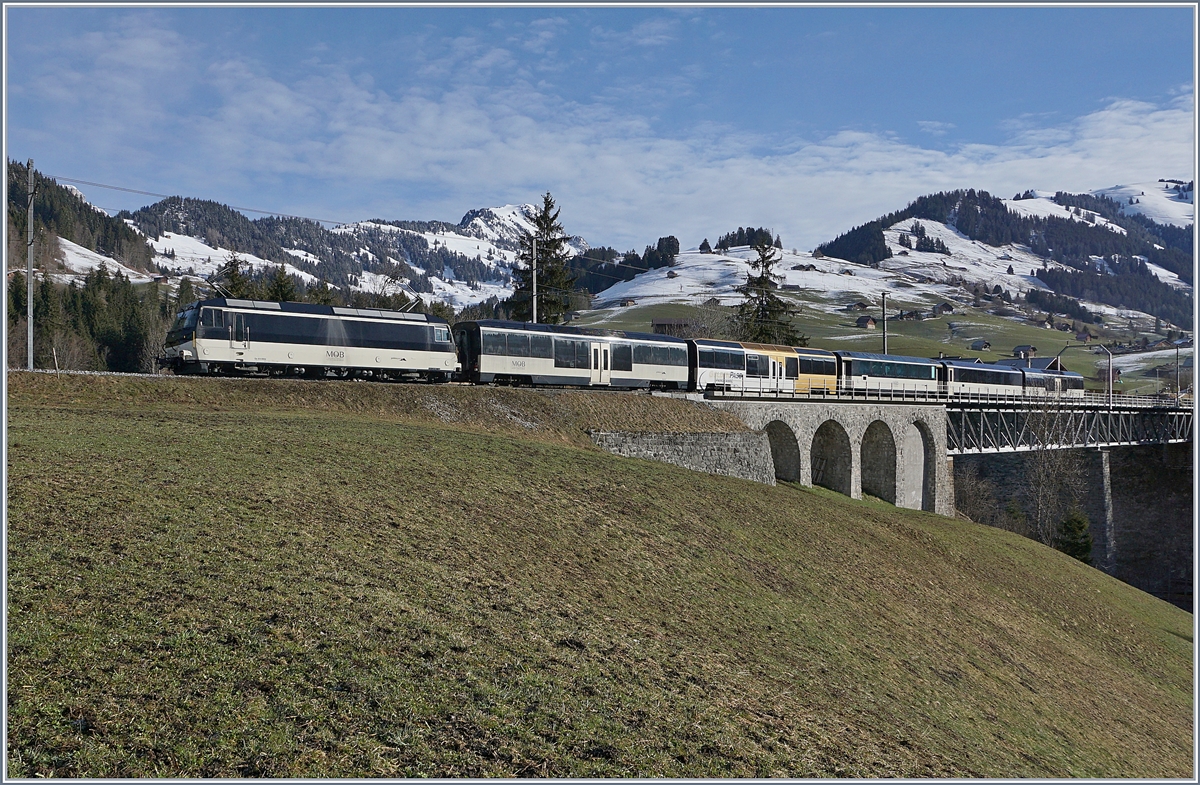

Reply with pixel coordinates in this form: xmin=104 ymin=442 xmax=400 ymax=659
xmin=589 ymin=431 xmax=776 ymax=486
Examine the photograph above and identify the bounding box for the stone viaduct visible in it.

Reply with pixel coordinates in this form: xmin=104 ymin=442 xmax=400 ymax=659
xmin=706 ymin=400 xmax=954 ymax=516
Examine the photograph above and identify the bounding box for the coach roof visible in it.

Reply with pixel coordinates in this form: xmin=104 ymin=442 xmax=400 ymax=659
xmin=468 ymin=319 xmax=687 ymax=344
xmin=194 ymin=298 xmax=446 ymax=323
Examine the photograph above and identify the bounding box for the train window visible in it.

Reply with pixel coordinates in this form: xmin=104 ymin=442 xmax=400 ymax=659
xmin=698 ymin=349 xmax=717 ymax=368
xmin=482 ymin=330 xmax=506 ymax=355
xmin=799 ymin=358 xmax=812 ymax=374
xmin=633 ymin=344 xmax=652 ymax=365
xmin=554 ymin=339 xmax=575 ymax=368
xmin=576 ymin=341 xmax=591 ymax=369
xmin=199 ymin=308 xmax=224 ymax=329
xmin=612 ymin=343 xmax=633 ymax=372
xmin=433 ymin=326 xmax=451 ymax=343
xmin=507 ymin=333 xmax=530 ymax=357
xmin=716 ymin=350 xmax=744 ymax=371
xmin=786 ymin=357 xmax=798 ymax=378
xmin=669 ymin=347 xmax=686 ymax=366
xmin=745 ymin=355 xmax=760 ymax=376
xmin=651 ymin=346 xmax=669 ymax=365
xmin=530 ymin=334 xmax=553 ymax=358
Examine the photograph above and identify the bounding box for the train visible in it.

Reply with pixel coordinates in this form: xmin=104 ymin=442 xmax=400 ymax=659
xmin=161 ymin=298 xmax=459 ymax=381
xmin=161 ymin=303 xmax=1085 ymax=399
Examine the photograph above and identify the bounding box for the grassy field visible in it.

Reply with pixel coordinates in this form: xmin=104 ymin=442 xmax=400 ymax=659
xmin=5 ymin=372 xmax=1193 ymax=777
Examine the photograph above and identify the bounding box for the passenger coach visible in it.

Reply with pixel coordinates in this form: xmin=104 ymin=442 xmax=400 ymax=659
xmin=452 ymin=320 xmax=689 ymax=388
xmin=161 ymin=298 xmax=459 ymax=380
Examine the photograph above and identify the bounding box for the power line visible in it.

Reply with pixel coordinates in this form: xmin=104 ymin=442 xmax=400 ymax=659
xmin=47 ymin=174 xmax=353 ymax=226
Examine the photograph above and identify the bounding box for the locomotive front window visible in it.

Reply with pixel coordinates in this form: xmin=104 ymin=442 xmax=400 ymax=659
xmin=199 ymin=308 xmax=223 ymax=329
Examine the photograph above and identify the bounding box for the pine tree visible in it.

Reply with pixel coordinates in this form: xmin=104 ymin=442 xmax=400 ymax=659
xmin=213 ymin=251 xmax=253 ymax=298
xmin=265 ymin=264 xmax=297 ymax=302
xmin=175 ymin=278 xmax=195 ymax=310
xmin=1055 ymin=508 xmax=1092 ymax=564
xmin=699 ymin=238 xmax=712 ymax=253
xmin=307 ymin=278 xmax=336 ymax=305
xmin=510 ymin=192 xmax=575 ymax=324
xmin=735 ymin=237 xmax=802 ymax=345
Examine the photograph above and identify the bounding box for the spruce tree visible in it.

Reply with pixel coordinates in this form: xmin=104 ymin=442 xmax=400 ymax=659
xmin=735 ymin=237 xmax=803 ymax=345
xmin=699 ymin=238 xmax=712 ymax=253
xmin=510 ymin=192 xmax=575 ymax=324
xmin=265 ymin=264 xmax=297 ymax=302
xmin=175 ymin=278 xmax=195 ymax=310
xmin=214 ymin=251 xmax=253 ymax=298
xmin=1055 ymin=508 xmax=1092 ymax=564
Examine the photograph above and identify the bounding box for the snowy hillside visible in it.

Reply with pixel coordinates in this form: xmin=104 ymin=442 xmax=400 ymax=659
xmin=591 ymin=205 xmax=1187 ymax=332
xmin=1092 ymin=180 xmax=1194 ymax=228
xmin=1003 ymin=191 xmax=1127 ymax=235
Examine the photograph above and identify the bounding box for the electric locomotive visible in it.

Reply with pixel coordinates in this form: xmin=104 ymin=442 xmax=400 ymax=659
xmin=161 ymin=298 xmax=459 ymax=380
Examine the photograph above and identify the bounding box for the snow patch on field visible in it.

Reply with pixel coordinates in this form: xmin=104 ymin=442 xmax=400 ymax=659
xmin=55 ymin=238 xmax=154 ymax=283
xmin=1093 ymin=180 xmax=1194 ymax=228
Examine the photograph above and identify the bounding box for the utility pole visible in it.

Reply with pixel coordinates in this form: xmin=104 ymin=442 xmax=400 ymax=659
xmin=26 ymin=159 xmax=35 ymax=371
xmin=532 ymin=236 xmax=538 ymax=324
xmin=1175 ymin=342 xmax=1180 ymax=400
xmin=881 ymin=292 xmax=887 ymax=355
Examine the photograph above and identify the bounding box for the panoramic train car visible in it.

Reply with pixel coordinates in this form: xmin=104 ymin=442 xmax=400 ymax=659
xmin=835 ymin=350 xmax=940 ymax=396
xmin=792 ymin=347 xmax=838 ymax=394
xmin=452 ymin=320 xmax=689 ymax=388
xmin=1021 ymin=367 xmax=1087 ymax=398
xmin=940 ymin=359 xmax=1024 ymax=399
xmin=688 ymin=339 xmax=747 ymax=391
xmin=161 ymin=298 xmax=459 ymax=379
xmin=738 ymin=342 xmax=801 ymax=395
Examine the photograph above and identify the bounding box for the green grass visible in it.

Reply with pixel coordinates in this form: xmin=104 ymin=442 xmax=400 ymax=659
xmin=6 ymin=372 xmax=1193 ymax=777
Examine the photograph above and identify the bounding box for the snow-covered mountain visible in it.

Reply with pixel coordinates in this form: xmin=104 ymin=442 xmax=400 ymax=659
xmin=590 ymin=187 xmax=1193 ymax=334
xmin=33 ymin=170 xmax=1192 ymax=333
xmin=1092 ymin=180 xmax=1194 ymax=228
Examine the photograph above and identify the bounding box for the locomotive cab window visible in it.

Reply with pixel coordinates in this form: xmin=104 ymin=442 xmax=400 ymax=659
xmin=433 ymin=325 xmax=451 ymax=344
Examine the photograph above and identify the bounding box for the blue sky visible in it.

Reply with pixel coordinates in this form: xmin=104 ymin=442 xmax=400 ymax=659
xmin=4 ymin=5 xmax=1195 ymax=251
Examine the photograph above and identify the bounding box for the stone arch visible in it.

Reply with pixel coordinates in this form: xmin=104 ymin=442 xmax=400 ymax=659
xmin=897 ymin=422 xmax=931 ymax=513
xmin=810 ymin=419 xmax=852 ymax=496
xmin=764 ymin=420 xmax=801 ymax=482
xmin=861 ymin=420 xmax=897 ymax=504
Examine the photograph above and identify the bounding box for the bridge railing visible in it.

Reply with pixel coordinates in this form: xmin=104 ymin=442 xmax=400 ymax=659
xmin=705 ymin=380 xmax=1190 ymax=410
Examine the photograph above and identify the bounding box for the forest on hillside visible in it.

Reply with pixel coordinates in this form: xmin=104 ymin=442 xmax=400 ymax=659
xmin=816 ymin=188 xmax=1194 ymax=328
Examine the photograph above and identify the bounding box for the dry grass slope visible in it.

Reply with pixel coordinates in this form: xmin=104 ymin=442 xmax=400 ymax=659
xmin=5 ymin=371 xmax=1193 ymax=777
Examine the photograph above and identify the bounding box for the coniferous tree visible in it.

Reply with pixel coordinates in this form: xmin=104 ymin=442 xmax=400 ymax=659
xmin=1055 ymin=508 xmax=1093 ymax=564
xmin=175 ymin=278 xmax=196 ymax=309
xmin=735 ymin=237 xmax=803 ymax=345
xmin=265 ymin=264 xmax=297 ymax=302
xmin=510 ymin=192 xmax=575 ymax=324
xmin=213 ymin=251 xmax=254 ymax=298
xmin=699 ymin=238 xmax=712 ymax=253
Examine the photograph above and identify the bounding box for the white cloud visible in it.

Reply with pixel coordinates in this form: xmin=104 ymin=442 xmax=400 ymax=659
xmin=917 ymin=120 xmax=955 ymax=136
xmin=11 ymin=14 xmax=1194 ymax=252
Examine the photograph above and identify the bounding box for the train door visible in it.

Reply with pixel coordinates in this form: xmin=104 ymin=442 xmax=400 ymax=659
xmin=590 ymin=342 xmax=610 ymax=385
xmin=231 ymin=312 xmax=249 ymax=349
